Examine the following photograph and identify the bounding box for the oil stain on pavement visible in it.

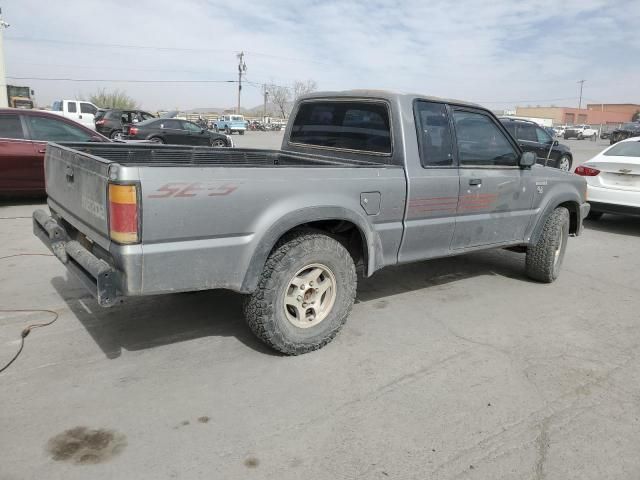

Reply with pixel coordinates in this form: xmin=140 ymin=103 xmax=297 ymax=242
xmin=47 ymin=427 xmax=127 ymax=464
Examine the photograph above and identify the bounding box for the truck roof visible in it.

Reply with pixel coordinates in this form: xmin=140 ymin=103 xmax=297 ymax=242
xmin=298 ymin=89 xmax=482 ymax=109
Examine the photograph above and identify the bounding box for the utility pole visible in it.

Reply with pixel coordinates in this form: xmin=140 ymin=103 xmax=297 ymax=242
xmin=577 ymin=79 xmax=586 ymax=110
xmin=236 ymin=51 xmax=247 ymax=114
xmin=0 ymin=8 xmax=10 ymax=108
xmin=262 ymin=84 xmax=269 ymax=121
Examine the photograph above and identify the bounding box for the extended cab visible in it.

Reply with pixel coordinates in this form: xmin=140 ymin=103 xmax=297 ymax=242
xmin=50 ymin=100 xmax=100 ymax=130
xmin=33 ymin=91 xmax=590 ymax=354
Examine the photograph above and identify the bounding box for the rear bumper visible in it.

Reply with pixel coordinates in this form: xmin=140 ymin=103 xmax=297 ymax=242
xmin=589 ymin=201 xmax=640 ymax=217
xmin=33 ymin=209 xmax=121 ymax=306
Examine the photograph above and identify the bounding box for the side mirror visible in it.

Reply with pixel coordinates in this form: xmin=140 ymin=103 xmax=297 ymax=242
xmin=553 ymin=140 xmax=559 ymax=146
xmin=201 ymin=128 xmax=206 ymax=133
xmin=519 ymin=151 xmax=536 ymax=167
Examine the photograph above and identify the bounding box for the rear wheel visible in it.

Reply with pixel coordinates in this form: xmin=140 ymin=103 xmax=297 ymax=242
xmin=244 ymin=230 xmax=357 ymax=355
xmin=525 ymin=207 xmax=570 ymax=283
xmin=239 ymin=130 xmax=245 ymax=135
xmin=225 ymin=126 xmax=231 ymax=135
xmin=149 ymin=136 xmax=164 ymax=144
xmin=110 ymin=130 xmax=123 ymax=140
xmin=586 ymin=211 xmax=603 ymax=221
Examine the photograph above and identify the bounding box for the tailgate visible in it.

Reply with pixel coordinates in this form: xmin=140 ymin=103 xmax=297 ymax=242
xmin=45 ymin=143 xmax=112 ymax=245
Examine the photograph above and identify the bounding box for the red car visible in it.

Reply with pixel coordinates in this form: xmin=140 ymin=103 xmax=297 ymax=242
xmin=0 ymin=108 xmax=109 ymax=196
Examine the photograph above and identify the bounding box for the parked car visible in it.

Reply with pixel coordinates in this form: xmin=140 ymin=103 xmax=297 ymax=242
xmin=0 ymin=108 xmax=108 ymax=196
xmin=500 ymin=117 xmax=573 ymax=171
xmin=564 ymin=125 xmax=598 ymax=140
xmin=213 ymin=114 xmax=246 ymax=135
xmin=553 ymin=125 xmax=568 ymax=137
xmin=49 ymin=100 xmax=100 ymax=130
xmin=95 ymin=109 xmax=155 ymax=139
xmin=608 ymin=122 xmax=640 ymax=145
xmin=576 ymin=137 xmax=640 ymax=219
xmin=33 ymin=90 xmax=589 ymax=355
xmin=123 ymin=118 xmax=232 ymax=146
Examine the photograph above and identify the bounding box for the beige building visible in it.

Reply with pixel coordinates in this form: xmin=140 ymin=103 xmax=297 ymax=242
xmin=515 ymin=104 xmax=640 ymax=126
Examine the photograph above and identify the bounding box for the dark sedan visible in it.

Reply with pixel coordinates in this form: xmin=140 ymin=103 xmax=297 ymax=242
xmin=500 ymin=117 xmax=573 ymax=171
xmin=0 ymin=108 xmax=108 ymax=196
xmin=609 ymin=122 xmax=640 ymax=145
xmin=95 ymin=109 xmax=155 ymax=139
xmin=123 ymin=118 xmax=232 ymax=147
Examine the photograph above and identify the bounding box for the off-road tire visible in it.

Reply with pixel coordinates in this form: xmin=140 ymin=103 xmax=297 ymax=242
xmin=244 ymin=230 xmax=357 ymax=355
xmin=525 ymin=207 xmax=570 ymax=283
xmin=586 ymin=211 xmax=603 ymax=221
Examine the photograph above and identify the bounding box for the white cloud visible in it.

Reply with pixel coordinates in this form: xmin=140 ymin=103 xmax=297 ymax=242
xmin=3 ymin=0 xmax=639 ymax=110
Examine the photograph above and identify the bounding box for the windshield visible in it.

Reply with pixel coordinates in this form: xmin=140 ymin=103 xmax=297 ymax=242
xmin=230 ymin=115 xmax=244 ymax=121
xmin=604 ymin=140 xmax=640 ymax=157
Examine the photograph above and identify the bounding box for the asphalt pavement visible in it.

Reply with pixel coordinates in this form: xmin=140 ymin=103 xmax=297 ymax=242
xmin=1 ymin=133 xmax=639 ymax=480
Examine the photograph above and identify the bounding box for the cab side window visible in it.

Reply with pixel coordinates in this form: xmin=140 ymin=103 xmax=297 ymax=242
xmin=414 ymin=101 xmax=454 ymax=167
xmin=67 ymin=102 xmax=77 ymax=113
xmin=453 ymin=110 xmax=518 ymax=166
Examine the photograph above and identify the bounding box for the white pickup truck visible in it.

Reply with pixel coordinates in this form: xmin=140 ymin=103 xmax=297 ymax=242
xmin=50 ymin=100 xmax=100 ymax=130
xmin=563 ymin=124 xmax=598 ymax=140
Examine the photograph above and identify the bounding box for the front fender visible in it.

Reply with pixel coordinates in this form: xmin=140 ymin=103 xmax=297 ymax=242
xmin=240 ymin=206 xmax=383 ymax=293
xmin=527 ymin=186 xmax=585 ymax=245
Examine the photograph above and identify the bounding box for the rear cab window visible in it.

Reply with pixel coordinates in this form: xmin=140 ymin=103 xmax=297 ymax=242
xmin=289 ymin=100 xmax=391 ymax=155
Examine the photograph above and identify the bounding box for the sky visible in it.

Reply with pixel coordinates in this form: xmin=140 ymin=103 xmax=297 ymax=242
xmin=2 ymin=0 xmax=640 ymax=112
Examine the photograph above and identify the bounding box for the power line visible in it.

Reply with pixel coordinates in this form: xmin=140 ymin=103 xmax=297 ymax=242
xmin=5 ymin=35 xmax=334 ymax=66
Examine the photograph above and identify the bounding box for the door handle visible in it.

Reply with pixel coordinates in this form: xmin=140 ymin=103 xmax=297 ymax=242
xmin=469 ymin=178 xmax=482 ymax=186
xmin=79 ymin=114 xmax=83 ymax=119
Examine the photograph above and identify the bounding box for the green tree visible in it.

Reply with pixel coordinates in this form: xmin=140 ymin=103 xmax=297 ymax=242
xmin=89 ymin=89 xmax=138 ymax=109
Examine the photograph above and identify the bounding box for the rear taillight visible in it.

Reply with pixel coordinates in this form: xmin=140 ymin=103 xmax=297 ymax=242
xmin=108 ymin=183 xmax=140 ymax=244
xmin=95 ymin=119 xmax=105 ymax=125
xmin=129 ymin=127 xmax=139 ymax=136
xmin=574 ymin=165 xmax=600 ymax=176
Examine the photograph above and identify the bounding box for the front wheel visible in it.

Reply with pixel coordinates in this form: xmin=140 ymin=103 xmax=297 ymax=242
xmin=525 ymin=207 xmax=570 ymax=283
xmin=244 ymin=231 xmax=357 ymax=355
xmin=239 ymin=130 xmax=245 ymax=135
xmin=210 ymin=138 xmax=227 ymax=147
xmin=225 ymin=126 xmax=231 ymax=135
xmin=110 ymin=130 xmax=123 ymax=140
xmin=557 ymin=155 xmax=572 ymax=172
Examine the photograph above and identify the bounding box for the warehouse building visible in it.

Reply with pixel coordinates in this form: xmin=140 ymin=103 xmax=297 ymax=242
xmin=515 ymin=103 xmax=640 ymax=126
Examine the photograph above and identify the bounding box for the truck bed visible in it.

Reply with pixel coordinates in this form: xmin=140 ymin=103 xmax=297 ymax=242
xmin=60 ymin=142 xmax=396 ymax=168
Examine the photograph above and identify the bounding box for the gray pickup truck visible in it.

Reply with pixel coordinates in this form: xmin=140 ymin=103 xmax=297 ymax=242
xmin=34 ymin=90 xmax=590 ymax=355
